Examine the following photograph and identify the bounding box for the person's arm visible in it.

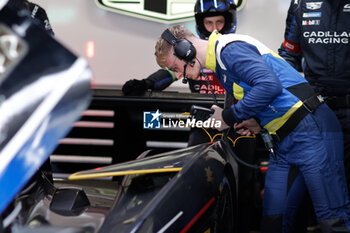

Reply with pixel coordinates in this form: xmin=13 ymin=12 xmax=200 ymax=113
xmin=149 ymin=68 xmax=177 ymax=90
xmin=220 ymin=42 xmax=283 ymax=126
xmin=122 ymin=68 xmax=176 ymax=95
xmin=278 ymin=0 xmax=302 ymax=71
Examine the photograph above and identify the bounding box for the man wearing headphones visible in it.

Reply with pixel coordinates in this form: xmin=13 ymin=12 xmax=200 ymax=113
xmin=122 ymin=0 xmax=242 ymax=147
xmin=124 ymin=2 xmax=258 ymax=232
xmin=122 ymin=0 xmax=236 ymax=96
xmin=154 ymin=24 xmax=350 ymax=233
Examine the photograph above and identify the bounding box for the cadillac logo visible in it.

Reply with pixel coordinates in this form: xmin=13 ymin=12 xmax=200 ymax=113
xmin=95 ymin=0 xmax=247 ymax=23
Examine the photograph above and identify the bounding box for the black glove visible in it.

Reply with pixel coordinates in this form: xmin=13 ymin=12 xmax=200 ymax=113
xmin=122 ymin=79 xmax=153 ymax=95
xmin=147 ymin=69 xmax=175 ymax=90
xmin=122 ymin=69 xmax=175 ymax=95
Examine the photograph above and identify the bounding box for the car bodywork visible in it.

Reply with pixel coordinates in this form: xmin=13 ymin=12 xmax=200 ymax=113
xmin=67 ymin=141 xmax=239 ymax=233
xmin=0 ymin=0 xmax=91 ymax=223
xmin=3 ymin=142 xmax=239 ymax=233
xmin=0 ymin=1 xmax=239 ymax=232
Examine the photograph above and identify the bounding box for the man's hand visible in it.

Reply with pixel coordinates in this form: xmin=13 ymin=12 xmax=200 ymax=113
xmin=234 ymin=118 xmax=261 ymax=136
xmin=209 ymin=105 xmax=230 ymax=131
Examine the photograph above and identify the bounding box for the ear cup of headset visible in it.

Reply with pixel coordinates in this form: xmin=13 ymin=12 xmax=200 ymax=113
xmin=161 ymin=29 xmax=196 ymax=63
xmin=174 ymin=39 xmax=196 ymax=63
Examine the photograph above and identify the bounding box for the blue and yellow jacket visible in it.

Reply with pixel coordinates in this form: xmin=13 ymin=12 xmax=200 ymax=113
xmin=206 ymin=31 xmax=312 ymax=133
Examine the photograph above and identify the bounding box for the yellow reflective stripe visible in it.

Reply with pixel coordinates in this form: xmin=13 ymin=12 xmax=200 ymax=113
xmin=265 ymin=101 xmax=303 ymax=133
xmin=206 ymin=30 xmax=222 ymax=72
xmin=233 ymin=82 xmax=244 ymax=100
xmin=269 ymin=49 xmax=283 ymax=59
xmin=68 ymin=168 xmax=182 ymax=180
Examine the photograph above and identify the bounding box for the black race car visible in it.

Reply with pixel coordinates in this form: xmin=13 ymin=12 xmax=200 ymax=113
xmin=8 ymin=141 xmax=239 ymax=233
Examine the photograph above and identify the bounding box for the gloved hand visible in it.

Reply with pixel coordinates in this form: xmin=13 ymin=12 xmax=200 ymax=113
xmin=122 ymin=69 xmax=175 ymax=95
xmin=122 ymin=79 xmax=153 ymax=96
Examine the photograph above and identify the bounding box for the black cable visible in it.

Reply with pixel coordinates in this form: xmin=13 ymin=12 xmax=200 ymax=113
xmin=182 ymin=63 xmax=188 ymax=84
xmin=226 ymin=138 xmax=268 ymax=169
xmin=196 ymin=57 xmax=269 ymax=169
xmin=220 ymin=128 xmax=268 ymax=169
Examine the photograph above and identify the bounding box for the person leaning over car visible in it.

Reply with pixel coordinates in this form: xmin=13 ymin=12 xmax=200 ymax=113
xmin=278 ymin=0 xmax=350 ymax=203
xmin=154 ymin=24 xmax=350 ymax=233
xmin=121 ymin=0 xmax=242 ymax=161
xmin=124 ymin=2 xmax=258 ymax=233
xmin=122 ymin=0 xmax=236 ymax=95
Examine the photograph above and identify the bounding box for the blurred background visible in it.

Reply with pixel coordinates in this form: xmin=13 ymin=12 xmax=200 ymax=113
xmin=30 ymin=0 xmax=290 ymax=92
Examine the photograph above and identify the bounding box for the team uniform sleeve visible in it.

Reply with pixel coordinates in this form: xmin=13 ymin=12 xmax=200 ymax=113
xmin=220 ymin=42 xmax=282 ymax=124
xmin=278 ymin=0 xmax=302 ymax=71
xmin=146 ymin=69 xmax=177 ymax=91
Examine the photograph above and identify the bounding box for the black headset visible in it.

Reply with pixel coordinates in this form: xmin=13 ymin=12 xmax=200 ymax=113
xmin=161 ymin=29 xmax=196 ymax=83
xmin=161 ymin=29 xmax=196 ymax=64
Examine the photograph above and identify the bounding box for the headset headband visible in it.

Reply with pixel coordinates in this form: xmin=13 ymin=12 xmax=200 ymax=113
xmin=160 ymin=28 xmax=196 ymax=63
xmin=161 ymin=29 xmax=178 ymax=46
